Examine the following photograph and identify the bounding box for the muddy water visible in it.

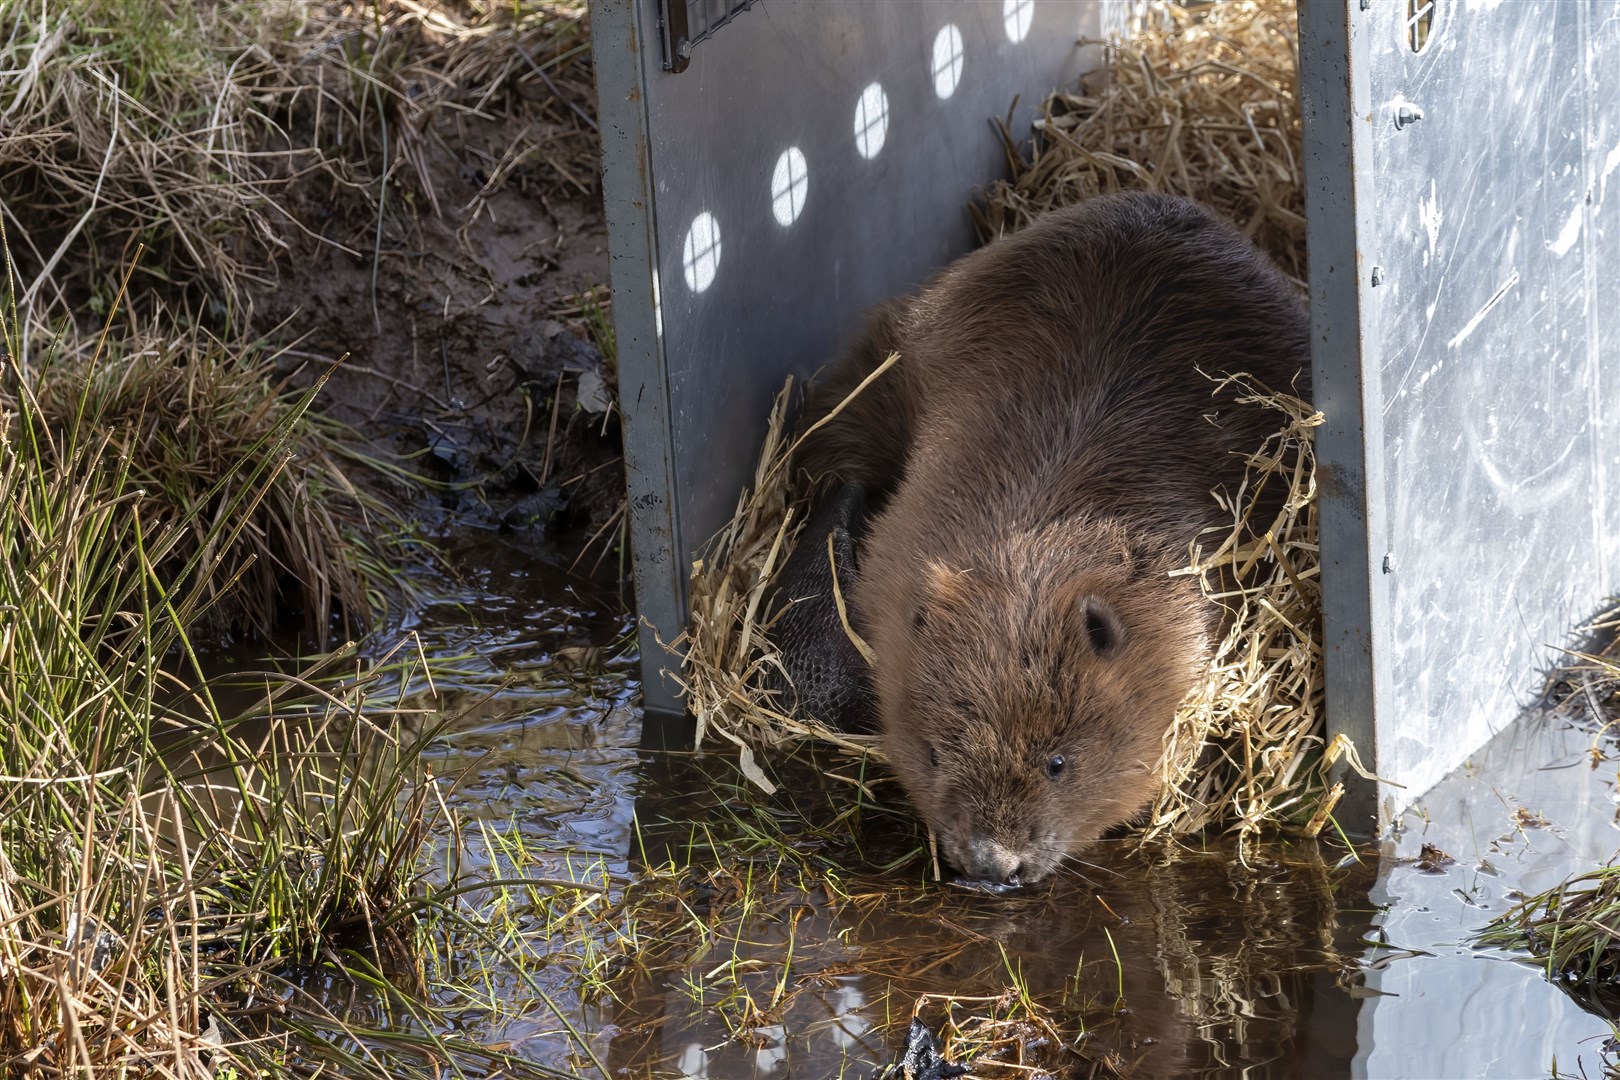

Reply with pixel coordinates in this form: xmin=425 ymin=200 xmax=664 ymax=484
xmin=291 ymin=535 xmax=1620 ymax=1078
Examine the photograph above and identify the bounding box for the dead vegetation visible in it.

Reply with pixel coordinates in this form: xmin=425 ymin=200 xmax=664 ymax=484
xmin=0 ymin=0 xmax=598 ymax=323
xmin=976 ymin=0 xmax=1306 ymax=285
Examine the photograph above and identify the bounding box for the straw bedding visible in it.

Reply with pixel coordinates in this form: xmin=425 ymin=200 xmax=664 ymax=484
xmin=671 ymin=0 xmax=1351 ymax=845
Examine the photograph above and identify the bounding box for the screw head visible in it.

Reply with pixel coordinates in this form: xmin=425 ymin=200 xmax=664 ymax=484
xmin=1395 ymin=104 xmax=1425 ymax=130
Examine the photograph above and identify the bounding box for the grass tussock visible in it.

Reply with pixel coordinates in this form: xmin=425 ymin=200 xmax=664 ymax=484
xmin=975 ymin=0 xmax=1306 ymax=283
xmin=18 ymin=307 xmax=400 ymax=642
xmin=0 ymin=269 xmax=604 ymax=1078
xmin=1478 ymin=629 xmax=1620 ymax=1011
xmin=0 ymin=297 xmax=418 ymax=1073
xmin=675 ymin=0 xmax=1340 ymax=848
xmin=0 ymin=0 xmax=290 ymax=319
xmin=1481 ymin=862 xmax=1620 ymax=1010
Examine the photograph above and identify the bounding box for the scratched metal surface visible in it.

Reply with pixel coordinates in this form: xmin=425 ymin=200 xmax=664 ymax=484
xmin=597 ymin=0 xmax=1100 ymax=711
xmin=1309 ymin=0 xmax=1620 ymax=822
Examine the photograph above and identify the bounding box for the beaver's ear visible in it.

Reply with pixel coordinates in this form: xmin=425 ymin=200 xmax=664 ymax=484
xmin=1074 ymin=593 xmax=1125 ymax=657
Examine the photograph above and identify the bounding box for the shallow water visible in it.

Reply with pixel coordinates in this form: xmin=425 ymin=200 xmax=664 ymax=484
xmin=272 ymin=534 xmax=1620 ymax=1078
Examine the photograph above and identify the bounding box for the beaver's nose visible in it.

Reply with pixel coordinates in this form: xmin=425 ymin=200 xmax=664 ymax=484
xmin=961 ymin=836 xmax=1024 ymax=886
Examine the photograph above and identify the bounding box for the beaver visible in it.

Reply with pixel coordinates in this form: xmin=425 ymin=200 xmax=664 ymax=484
xmin=780 ymin=193 xmax=1310 ymax=885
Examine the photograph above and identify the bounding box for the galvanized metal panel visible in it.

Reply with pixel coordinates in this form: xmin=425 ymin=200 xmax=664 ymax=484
xmin=1299 ymin=0 xmax=1388 ymax=830
xmin=598 ymin=0 xmax=1100 ymax=712
xmin=1307 ymin=0 xmax=1620 ymax=827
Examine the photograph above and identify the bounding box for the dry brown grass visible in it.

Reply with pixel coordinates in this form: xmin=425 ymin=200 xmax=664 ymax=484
xmin=674 ymin=0 xmax=1347 ymax=849
xmin=671 ymin=372 xmax=891 ymax=796
xmin=1141 ymin=378 xmax=1356 ymax=844
xmin=0 ymin=0 xmax=595 ymax=327
xmin=975 ymin=0 xmax=1305 ymax=284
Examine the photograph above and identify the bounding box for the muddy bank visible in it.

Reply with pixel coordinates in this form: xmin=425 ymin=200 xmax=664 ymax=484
xmin=241 ymin=5 xmax=624 ymax=553
xmin=5 ymin=1 xmax=628 ymax=570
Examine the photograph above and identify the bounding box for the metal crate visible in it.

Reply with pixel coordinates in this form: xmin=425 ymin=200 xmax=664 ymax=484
xmin=596 ymin=0 xmax=1620 ymax=829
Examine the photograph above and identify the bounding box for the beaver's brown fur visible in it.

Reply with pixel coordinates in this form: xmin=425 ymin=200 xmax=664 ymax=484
xmin=797 ymin=193 xmax=1309 ymax=884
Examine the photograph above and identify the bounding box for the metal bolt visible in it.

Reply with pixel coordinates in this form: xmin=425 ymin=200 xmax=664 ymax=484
xmin=1371 ymin=266 xmax=1384 ymax=287
xmin=1395 ymin=104 xmax=1424 ymax=130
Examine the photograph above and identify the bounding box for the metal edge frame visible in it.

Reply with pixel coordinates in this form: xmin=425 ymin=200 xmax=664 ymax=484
xmin=591 ymin=0 xmax=685 ymax=717
xmin=1299 ymin=0 xmax=1390 ymax=834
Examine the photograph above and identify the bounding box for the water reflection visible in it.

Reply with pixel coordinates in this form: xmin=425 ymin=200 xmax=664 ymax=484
xmin=253 ymin=532 xmax=1620 ymax=1078
xmin=605 ymin=745 xmax=1378 ymax=1078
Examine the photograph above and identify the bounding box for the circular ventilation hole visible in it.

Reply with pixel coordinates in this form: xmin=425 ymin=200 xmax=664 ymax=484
xmin=1407 ymin=0 xmax=1436 ymax=53
xmin=1004 ymin=0 xmax=1034 ymax=43
xmin=681 ymin=212 xmax=721 ymax=293
xmin=770 ymin=147 xmax=808 ymax=226
xmin=854 ymin=82 xmax=889 ymax=160
xmin=931 ymin=24 xmax=964 ymax=99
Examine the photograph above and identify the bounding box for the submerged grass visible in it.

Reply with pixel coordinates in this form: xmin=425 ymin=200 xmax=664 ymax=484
xmin=533 ymin=744 xmax=1369 ymax=1075
xmin=1481 ymin=863 xmax=1620 ymax=1014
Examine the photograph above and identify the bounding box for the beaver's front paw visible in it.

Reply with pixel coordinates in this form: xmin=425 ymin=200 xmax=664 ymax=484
xmin=765 ymin=483 xmax=876 ymax=732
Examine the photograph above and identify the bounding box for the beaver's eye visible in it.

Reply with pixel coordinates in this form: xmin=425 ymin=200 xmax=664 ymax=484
xmin=928 ymin=743 xmax=940 ymax=768
xmin=1045 ymin=754 xmax=1067 ymax=780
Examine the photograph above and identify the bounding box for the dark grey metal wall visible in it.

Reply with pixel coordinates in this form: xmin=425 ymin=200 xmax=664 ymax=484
xmin=595 ymin=0 xmax=1100 ymax=713
xmin=1303 ymin=0 xmax=1620 ymax=826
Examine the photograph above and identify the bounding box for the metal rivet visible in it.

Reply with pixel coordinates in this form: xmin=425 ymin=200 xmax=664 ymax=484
xmin=1371 ymin=266 xmax=1384 ymax=287
xmin=1395 ymin=104 xmax=1424 ymax=130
